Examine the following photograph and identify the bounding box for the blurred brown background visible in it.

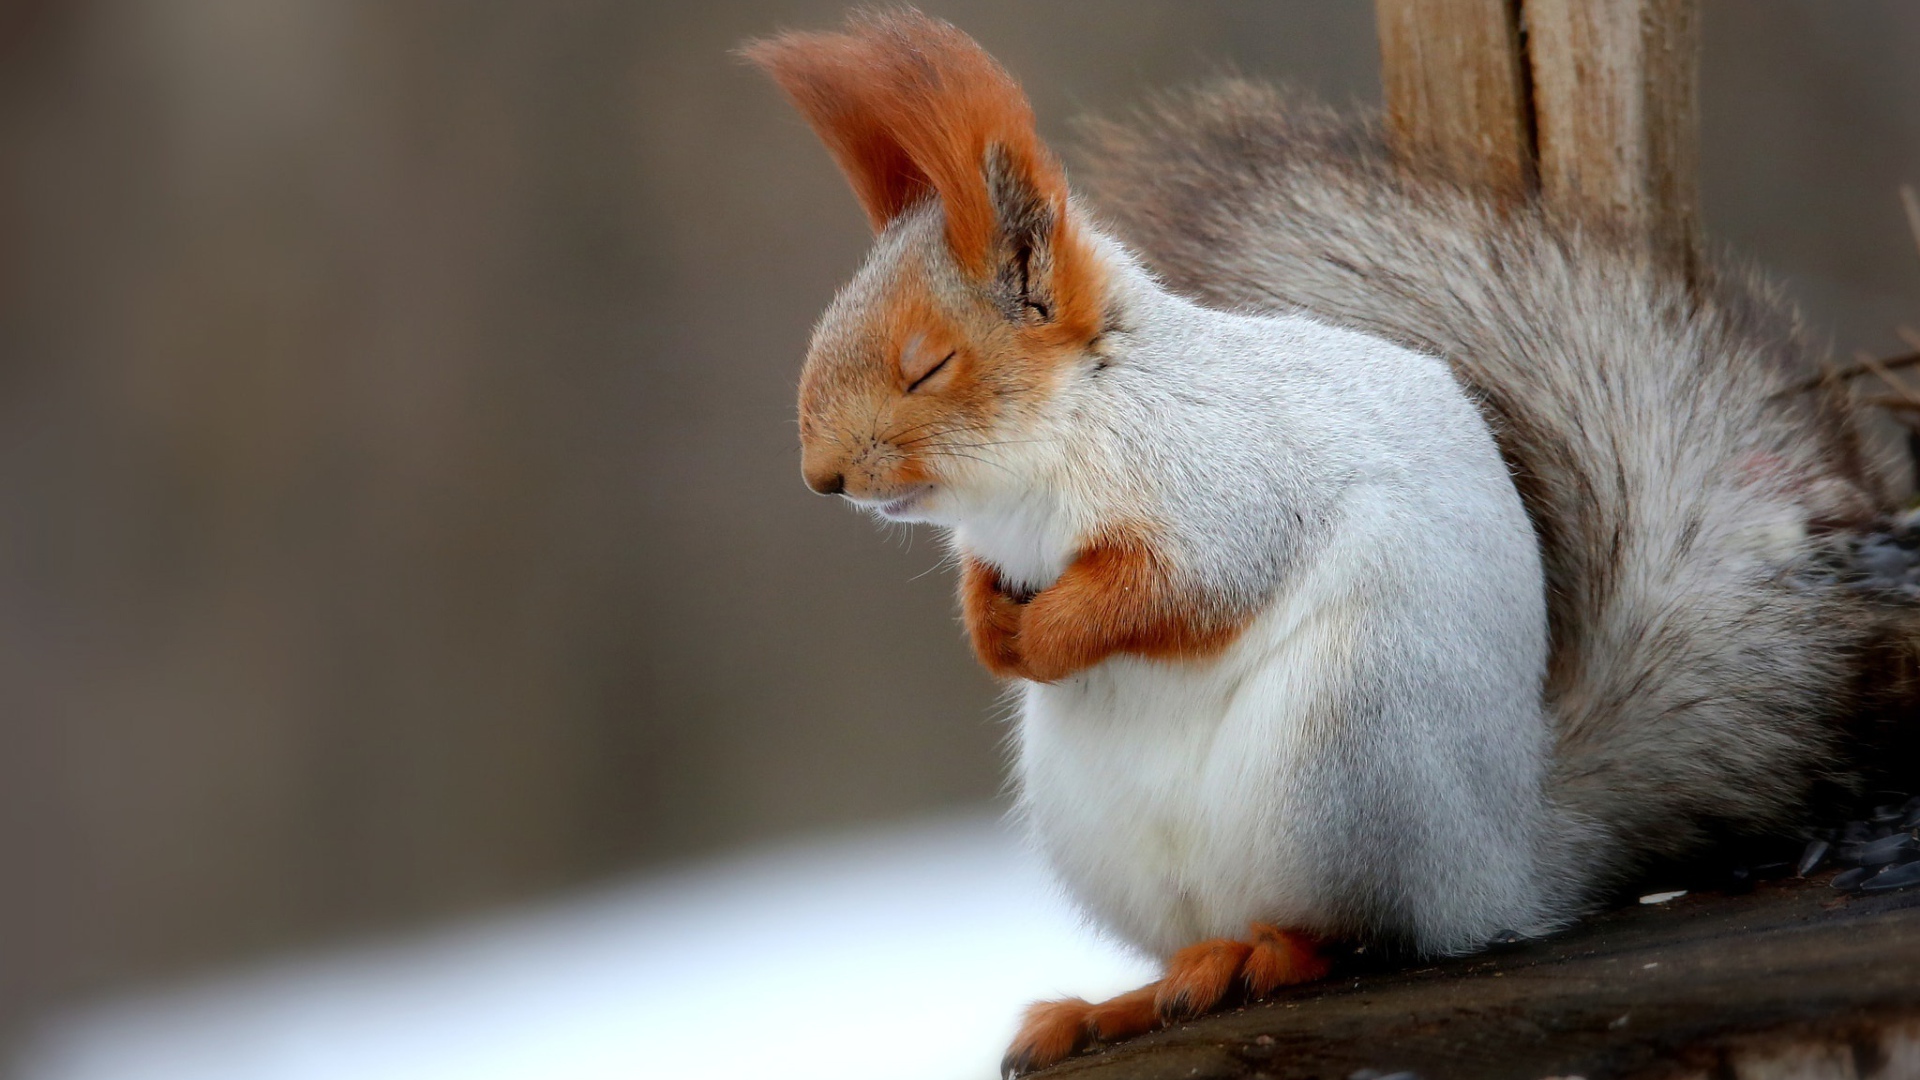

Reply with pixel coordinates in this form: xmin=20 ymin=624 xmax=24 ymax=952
xmin=1 ymin=0 xmax=1916 ymax=1054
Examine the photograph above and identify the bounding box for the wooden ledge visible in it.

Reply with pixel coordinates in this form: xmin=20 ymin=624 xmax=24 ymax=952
xmin=1033 ymin=875 xmax=1920 ymax=1080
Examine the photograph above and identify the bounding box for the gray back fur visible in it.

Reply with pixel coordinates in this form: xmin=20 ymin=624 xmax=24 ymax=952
xmin=1080 ymin=80 xmax=1916 ymax=893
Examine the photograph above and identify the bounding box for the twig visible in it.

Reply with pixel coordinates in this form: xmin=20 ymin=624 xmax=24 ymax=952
xmin=1864 ymin=394 xmax=1920 ymax=431
xmin=1773 ymin=192 xmax=1920 ymax=433
xmin=1775 ymin=351 xmax=1920 ymax=398
xmin=1902 ymin=185 xmax=1920 ymax=262
xmin=1854 ymin=349 xmax=1920 ymax=408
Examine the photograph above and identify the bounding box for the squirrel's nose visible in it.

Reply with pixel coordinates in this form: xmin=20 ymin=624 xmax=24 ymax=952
xmin=806 ymin=469 xmax=845 ymax=496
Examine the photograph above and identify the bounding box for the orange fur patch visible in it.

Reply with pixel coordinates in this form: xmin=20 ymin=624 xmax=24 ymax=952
xmin=792 ymin=222 xmax=1075 ymax=504
xmin=743 ymin=11 xmax=1050 ymax=266
xmin=743 ymin=11 xmax=1105 ymax=344
xmin=1010 ymin=528 xmax=1252 ymax=682
xmin=874 ymin=274 xmax=967 ymax=394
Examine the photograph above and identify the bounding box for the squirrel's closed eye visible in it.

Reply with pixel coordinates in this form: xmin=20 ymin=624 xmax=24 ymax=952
xmin=906 ymin=350 xmax=955 ymax=393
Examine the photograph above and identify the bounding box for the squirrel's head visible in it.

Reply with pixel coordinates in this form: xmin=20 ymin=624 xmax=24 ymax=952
xmin=745 ymin=9 xmax=1109 ymax=523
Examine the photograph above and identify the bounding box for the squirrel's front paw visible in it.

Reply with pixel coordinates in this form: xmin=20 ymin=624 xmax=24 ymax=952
xmin=959 ymin=561 xmax=1113 ymax=683
xmin=1011 ymin=586 xmax=1109 ymax=683
xmin=961 ymin=558 xmax=1028 ymax=678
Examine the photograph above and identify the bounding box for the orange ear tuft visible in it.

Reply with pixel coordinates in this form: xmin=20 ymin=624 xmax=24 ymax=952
xmin=740 ymin=9 xmax=1064 ymax=276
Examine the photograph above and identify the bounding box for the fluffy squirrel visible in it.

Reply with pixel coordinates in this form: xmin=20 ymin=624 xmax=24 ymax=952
xmin=746 ymin=10 xmax=1920 ymax=1075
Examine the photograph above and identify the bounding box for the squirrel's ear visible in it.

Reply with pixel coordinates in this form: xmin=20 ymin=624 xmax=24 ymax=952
xmin=739 ymin=16 xmax=932 ymax=234
xmin=743 ymin=10 xmax=1103 ymax=341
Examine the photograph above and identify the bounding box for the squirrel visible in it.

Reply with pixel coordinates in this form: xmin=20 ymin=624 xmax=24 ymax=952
xmin=745 ymin=9 xmax=1920 ymax=1076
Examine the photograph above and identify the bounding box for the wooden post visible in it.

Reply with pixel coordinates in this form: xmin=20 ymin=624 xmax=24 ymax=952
xmin=1525 ymin=0 xmax=1701 ymax=279
xmin=1376 ymin=0 xmax=1702 ymax=282
xmin=1376 ymin=0 xmax=1534 ymax=202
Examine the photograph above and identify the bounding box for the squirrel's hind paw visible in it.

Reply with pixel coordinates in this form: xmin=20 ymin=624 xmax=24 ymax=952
xmin=1001 ymin=926 xmax=1329 ymax=1074
xmin=1156 ymin=923 xmax=1328 ymax=1021
xmin=1242 ymin=922 xmax=1332 ymax=996
xmin=1154 ymin=939 xmax=1253 ymax=1020
xmin=1001 ymin=985 xmax=1162 ymax=1076
xmin=1001 ymin=997 xmax=1092 ymax=1078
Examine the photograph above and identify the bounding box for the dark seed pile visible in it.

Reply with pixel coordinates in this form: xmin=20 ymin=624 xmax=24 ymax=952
xmin=1572 ymin=788 xmax=1920 ymax=916
xmin=1816 ymin=506 xmax=1920 ymax=596
xmin=1350 ymin=794 xmax=1920 ymax=1080
xmin=1795 ymin=792 xmax=1920 ymax=894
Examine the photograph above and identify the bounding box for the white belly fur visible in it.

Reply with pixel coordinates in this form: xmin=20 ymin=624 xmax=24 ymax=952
xmin=1013 ymin=550 xmax=1363 ymax=960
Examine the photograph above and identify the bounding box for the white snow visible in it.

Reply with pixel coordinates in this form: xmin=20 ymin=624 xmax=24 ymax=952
xmin=15 ymin=812 xmax=1154 ymax=1080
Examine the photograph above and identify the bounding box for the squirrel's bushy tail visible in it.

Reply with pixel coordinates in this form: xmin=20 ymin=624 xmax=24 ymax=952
xmin=1081 ymin=81 xmax=1920 ymax=901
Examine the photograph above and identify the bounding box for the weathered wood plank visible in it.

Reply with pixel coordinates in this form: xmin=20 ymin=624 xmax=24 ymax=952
xmin=1031 ymin=874 xmax=1920 ymax=1079
xmin=1375 ymin=0 xmax=1534 ymax=200
xmin=1523 ymin=0 xmax=1702 ymax=279
xmin=1376 ymin=0 xmax=1702 ymax=281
